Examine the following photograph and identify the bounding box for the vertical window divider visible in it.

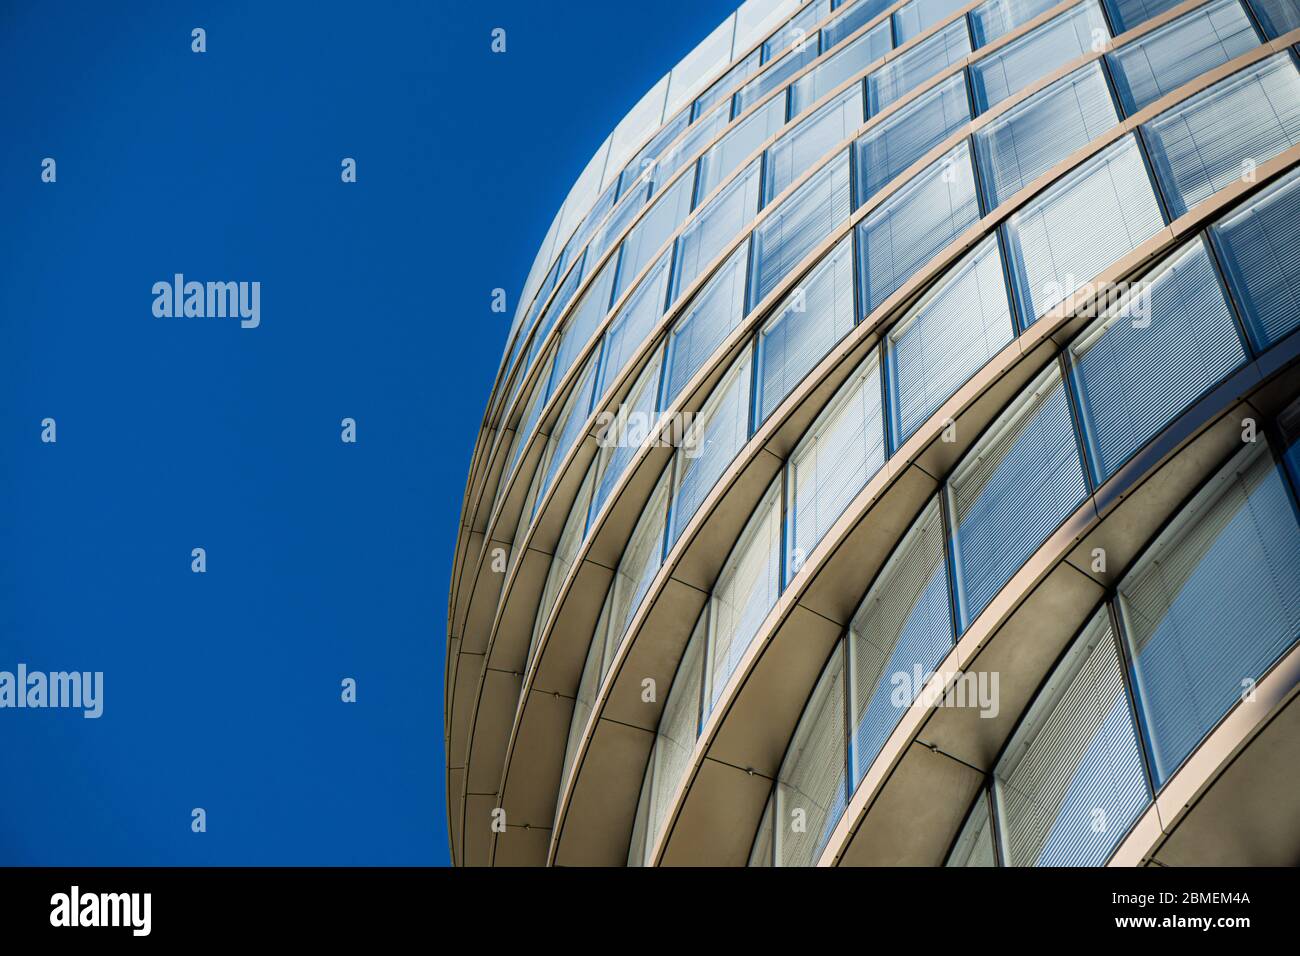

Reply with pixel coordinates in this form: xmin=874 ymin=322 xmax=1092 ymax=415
xmin=994 ymin=222 xmax=1029 ymax=334
xmin=843 ymin=634 xmax=858 ymax=796
xmin=938 ymin=481 xmax=966 ymax=641
xmin=1202 ymin=229 xmax=1264 ymax=361
xmin=1058 ymin=349 xmax=1099 ymax=494
xmin=1131 ymin=125 xmax=1176 ymax=227
xmin=1104 ymin=597 xmax=1160 ymax=805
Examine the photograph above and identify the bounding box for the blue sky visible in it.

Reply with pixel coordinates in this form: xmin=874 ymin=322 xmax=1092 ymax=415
xmin=0 ymin=0 xmax=735 ymax=865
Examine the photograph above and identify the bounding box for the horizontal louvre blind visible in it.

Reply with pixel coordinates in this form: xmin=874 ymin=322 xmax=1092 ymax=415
xmin=1005 ymin=135 xmax=1165 ymax=324
xmin=553 ymin=256 xmax=617 ymax=383
xmin=867 ymin=18 xmax=972 ymax=114
xmin=994 ymin=610 xmax=1150 ymax=867
xmin=970 ymin=2 xmax=1111 ymax=113
xmin=824 ymin=0 xmax=895 ymax=49
xmin=505 ymin=351 xmax=554 ymax=479
xmin=855 ymin=71 xmax=971 ymax=207
xmin=643 ymin=614 xmax=707 ymax=863
xmin=790 ymin=20 xmax=891 ymax=115
xmin=1069 ymin=240 xmax=1247 ymax=485
xmin=620 ymin=109 xmax=691 ymax=198
xmin=849 ymin=498 xmax=954 ymax=781
xmin=766 ymin=0 xmax=832 ymax=61
xmin=787 ymin=351 xmax=886 ymax=579
xmin=672 ymin=159 xmax=762 ymax=300
xmin=608 ymin=466 xmax=672 ymax=647
xmin=706 ymin=480 xmax=783 ymax=711
xmin=695 ymin=47 xmax=763 ymax=118
xmin=968 ymin=0 xmax=1061 ymax=48
xmin=1143 ymin=53 xmax=1300 ymax=218
xmin=592 ymin=181 xmax=650 ymax=265
xmin=659 ymin=107 xmax=731 ymax=190
xmin=975 ymin=62 xmax=1119 ymax=209
xmin=530 ymin=463 xmax=598 ymax=669
xmin=663 ymin=243 xmax=748 ymax=406
xmin=670 ymin=350 xmax=753 ymax=545
xmin=615 ymin=173 xmax=694 ymax=301
xmin=893 ymin=0 xmax=972 ymax=44
xmin=1108 ymin=0 xmax=1260 ymax=115
xmin=776 ymin=645 xmax=848 ymax=866
xmin=735 ymin=43 xmax=817 ymax=115
xmin=857 ymin=141 xmax=982 ymax=317
xmin=752 ymin=151 xmax=853 ymax=306
xmin=540 ymin=355 xmax=599 ymax=498
xmin=1248 ymin=0 xmax=1300 ymax=37
xmin=768 ymin=85 xmax=865 ymax=203
xmin=562 ymin=597 xmax=614 ymax=825
xmin=947 ymin=363 xmax=1088 ymax=632
xmin=946 ymin=793 xmax=997 ymax=865
xmin=597 ymin=254 xmax=671 ymax=397
xmin=887 ymin=235 xmax=1016 ymax=449
xmin=591 ymin=350 xmax=664 ymax=523
xmin=1119 ymin=443 xmax=1300 ymax=785
xmin=1103 ymin=0 xmax=1183 ymax=31
xmin=756 ymin=235 xmax=856 ymax=423
xmin=1210 ymin=166 xmax=1300 ymax=350
xmin=698 ymin=96 xmax=786 ymax=201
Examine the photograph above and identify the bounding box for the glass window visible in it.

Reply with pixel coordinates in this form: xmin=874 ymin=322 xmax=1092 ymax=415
xmin=592 ymin=180 xmax=650 ymax=266
xmin=560 ymin=597 xmax=613 ymax=804
xmin=993 ymin=609 xmax=1151 ymax=866
xmin=766 ymin=0 xmax=833 ymax=61
xmin=893 ymin=0 xmax=971 ymax=45
xmin=607 ymin=466 xmax=672 ymax=646
xmin=669 ymin=350 xmax=754 ymax=546
xmin=1118 ymin=442 xmax=1300 ymax=786
xmin=856 ymin=141 xmax=982 ymax=319
xmin=1247 ymin=0 xmax=1300 ymax=38
xmin=769 ymin=84 xmax=864 ymax=203
xmin=1142 ymin=53 xmax=1300 ymax=219
xmin=749 ymin=793 xmax=776 ymax=865
xmin=630 ymin=610 xmax=706 ymax=865
xmin=867 ymin=18 xmax=972 ymax=114
xmin=1102 ymin=0 xmax=1183 ymax=32
xmin=704 ymin=479 xmax=784 ymax=713
xmin=505 ymin=349 xmax=555 ymax=481
xmin=539 ymin=354 xmax=599 ymax=502
xmin=968 ymin=0 xmax=1061 ymax=48
xmin=849 ymin=498 xmax=954 ymax=780
xmin=947 ymin=363 xmax=1089 ymax=633
xmin=1107 ymin=0 xmax=1261 ymax=115
xmin=590 ymin=349 xmax=665 ymax=528
xmin=698 ymin=96 xmax=787 ymax=202
xmin=619 ymin=108 xmax=691 ymax=199
xmin=786 ymin=351 xmax=886 ymax=580
xmin=614 ymin=172 xmax=694 ymax=301
xmin=790 ymin=19 xmax=891 ymax=115
xmin=855 ymin=71 xmax=971 ymax=207
xmin=656 ymin=105 xmax=731 ymax=190
xmin=1004 ymin=135 xmax=1166 ymax=325
xmin=823 ymin=0 xmax=896 ymax=49
xmin=552 ymin=256 xmax=618 ymax=388
xmin=662 ymin=243 xmax=749 ymax=407
xmin=528 ymin=462 xmax=598 ymax=668
xmin=775 ymin=643 xmax=848 ymax=865
xmin=1210 ymin=166 xmax=1300 ymax=350
xmin=672 ymin=160 xmax=763 ymax=301
xmin=946 ymin=792 xmax=997 ymax=865
xmin=735 ymin=42 xmax=818 ymax=116
xmin=756 ymin=235 xmax=856 ymax=424
xmin=694 ymin=47 xmax=763 ymax=119
xmin=752 ymin=151 xmax=853 ymax=307
xmin=597 ymin=253 xmax=672 ymax=398
xmin=970 ymin=2 xmax=1111 ymax=114
xmin=974 ymin=62 xmax=1119 ymax=210
xmin=1068 ymin=239 xmax=1248 ymax=485
xmin=886 ymin=236 xmax=1016 ymax=451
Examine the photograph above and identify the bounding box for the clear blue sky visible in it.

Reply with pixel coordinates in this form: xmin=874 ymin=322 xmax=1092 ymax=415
xmin=0 ymin=0 xmax=736 ymax=865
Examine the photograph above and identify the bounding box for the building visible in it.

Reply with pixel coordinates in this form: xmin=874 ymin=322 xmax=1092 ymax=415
xmin=446 ymin=0 xmax=1300 ymax=866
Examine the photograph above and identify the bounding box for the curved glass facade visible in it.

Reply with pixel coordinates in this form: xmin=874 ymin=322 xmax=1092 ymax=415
xmin=448 ymin=0 xmax=1300 ymax=867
